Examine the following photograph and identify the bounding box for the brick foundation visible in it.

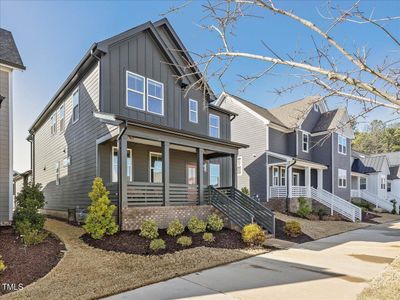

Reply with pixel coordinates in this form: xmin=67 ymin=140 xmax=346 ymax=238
xmin=263 ymin=197 xmax=311 ymax=213
xmin=122 ymin=205 xmax=227 ymax=231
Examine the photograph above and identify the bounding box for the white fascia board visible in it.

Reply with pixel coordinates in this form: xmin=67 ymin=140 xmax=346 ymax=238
xmin=351 ymin=172 xmax=368 ymax=178
xmin=225 ymin=94 xmax=270 ymax=126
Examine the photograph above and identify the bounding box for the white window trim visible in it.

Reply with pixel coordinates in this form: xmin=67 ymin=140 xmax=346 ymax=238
xmin=72 ymin=88 xmax=80 ymax=124
xmin=237 ymin=156 xmax=243 ymax=176
xmin=146 ymin=78 xmax=164 ymax=116
xmin=293 ymin=172 xmax=300 ymax=186
xmin=59 ymin=103 xmax=65 ymax=133
xmin=338 ymin=134 xmax=347 ymax=155
xmin=126 ymin=71 xmax=145 ymax=111
xmin=189 ymin=99 xmax=198 ymax=123
xmin=380 ymin=176 xmax=386 ymax=190
xmin=149 ymin=152 xmax=163 ymax=183
xmin=209 ymin=114 xmax=220 ymax=138
xmin=338 ymin=169 xmax=347 ymax=188
xmin=313 ymin=104 xmax=319 ymax=112
xmin=360 ymin=177 xmax=367 ymax=190
xmin=50 ymin=112 xmax=57 ymax=135
xmin=302 ymin=131 xmax=309 ymax=153
xmin=272 ymin=166 xmax=279 ymax=186
xmin=111 ymin=147 xmax=133 ymax=182
xmin=209 ymin=163 xmax=221 ymax=187
xmin=280 ymin=167 xmax=286 ymax=186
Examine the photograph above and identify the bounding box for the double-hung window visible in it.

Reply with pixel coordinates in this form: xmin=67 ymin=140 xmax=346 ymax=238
xmin=72 ymin=88 xmax=79 ymax=123
xmin=338 ymin=135 xmax=347 ymax=155
xmin=50 ymin=113 xmax=57 ymax=135
xmin=209 ymin=163 xmax=220 ymax=187
xmin=338 ymin=169 xmax=347 ymax=188
xmin=112 ymin=147 xmax=133 ymax=182
xmin=127 ymin=72 xmax=145 ymax=110
xmin=147 ymin=79 xmax=164 ymax=115
xmin=387 ymin=181 xmax=392 ymax=192
xmin=302 ymin=132 xmax=309 ymax=152
xmin=237 ymin=156 xmax=243 ymax=176
xmin=189 ymin=99 xmax=198 ymax=123
xmin=280 ymin=167 xmax=286 ymax=186
xmin=149 ymin=152 xmax=163 ymax=183
xmin=273 ymin=167 xmax=279 ymax=186
xmin=380 ymin=176 xmax=386 ymax=190
xmin=209 ymin=114 xmax=220 ymax=138
xmin=59 ymin=104 xmax=65 ymax=132
xmin=360 ymin=177 xmax=367 ymax=190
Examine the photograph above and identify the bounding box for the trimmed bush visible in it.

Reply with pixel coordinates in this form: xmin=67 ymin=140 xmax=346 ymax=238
xmin=167 ymin=219 xmax=185 ymax=237
xmin=149 ymin=239 xmax=166 ymax=252
xmin=207 ymin=214 xmax=224 ymax=232
xmin=140 ymin=220 xmax=159 ymax=239
xmin=17 ymin=220 xmax=48 ymax=246
xmin=241 ymin=223 xmax=266 ymax=246
xmin=284 ymin=221 xmax=302 ymax=237
xmin=84 ymin=177 xmax=119 ymax=240
xmin=241 ymin=187 xmax=250 ymax=196
xmin=0 ymin=255 xmax=6 ymax=273
xmin=177 ymin=236 xmax=192 ymax=247
xmin=202 ymin=232 xmax=215 ymax=243
xmin=297 ymin=197 xmax=312 ymax=218
xmin=188 ymin=216 xmax=207 ymax=233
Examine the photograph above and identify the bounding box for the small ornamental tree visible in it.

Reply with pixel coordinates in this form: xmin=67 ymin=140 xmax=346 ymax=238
xmin=84 ymin=177 xmax=118 ymax=239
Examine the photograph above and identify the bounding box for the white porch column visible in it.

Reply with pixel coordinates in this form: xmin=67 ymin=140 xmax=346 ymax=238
xmin=357 ymin=176 xmax=361 ymax=195
xmin=305 ymin=166 xmax=311 ymax=197
xmin=317 ymin=169 xmax=323 ymax=190
xmin=288 ymin=166 xmax=293 ymax=198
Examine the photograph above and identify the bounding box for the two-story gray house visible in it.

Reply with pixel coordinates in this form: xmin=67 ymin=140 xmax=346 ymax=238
xmin=28 ymin=19 xmax=274 ymax=232
xmin=217 ymin=93 xmax=362 ymax=222
xmin=0 ymin=28 xmax=25 ymax=226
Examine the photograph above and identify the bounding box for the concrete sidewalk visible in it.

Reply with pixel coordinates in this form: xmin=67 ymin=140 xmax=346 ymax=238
xmin=106 ymin=221 xmax=400 ymax=300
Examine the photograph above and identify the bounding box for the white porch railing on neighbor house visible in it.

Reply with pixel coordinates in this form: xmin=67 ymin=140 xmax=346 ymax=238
xmin=311 ymin=187 xmax=362 ymax=222
xmin=292 ymin=186 xmax=310 ymax=197
xmin=270 ymin=186 xmax=310 ymax=198
xmin=270 ymin=186 xmax=288 ymax=198
xmin=351 ymin=189 xmax=397 ymax=213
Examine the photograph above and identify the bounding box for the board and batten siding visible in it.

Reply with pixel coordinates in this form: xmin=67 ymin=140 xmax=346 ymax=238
xmin=220 ymin=96 xmax=267 ymax=199
xmin=100 ymin=30 xmax=231 ymax=140
xmin=34 ymin=63 xmax=113 ymax=212
xmin=0 ymin=69 xmax=11 ymax=224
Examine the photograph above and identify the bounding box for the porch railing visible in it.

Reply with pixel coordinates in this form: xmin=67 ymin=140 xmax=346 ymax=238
xmin=292 ymin=186 xmax=310 ymax=197
xmin=270 ymin=186 xmax=310 ymax=198
xmin=127 ymin=182 xmax=164 ymax=206
xmin=352 ymin=189 xmax=398 ymax=213
xmin=170 ymin=183 xmax=199 ymax=206
xmin=270 ymin=186 xmax=287 ymax=198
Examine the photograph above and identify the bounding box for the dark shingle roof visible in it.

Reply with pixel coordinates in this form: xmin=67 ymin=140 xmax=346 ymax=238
xmin=389 ymin=166 xmax=400 ymax=180
xmin=0 ymin=28 xmax=25 ymax=70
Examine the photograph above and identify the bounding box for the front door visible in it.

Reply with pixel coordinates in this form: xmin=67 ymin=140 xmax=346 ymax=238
xmin=293 ymin=173 xmax=300 ymax=186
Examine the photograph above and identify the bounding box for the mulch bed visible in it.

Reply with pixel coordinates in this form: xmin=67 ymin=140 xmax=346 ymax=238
xmin=81 ymin=228 xmax=251 ymax=255
xmin=274 ymin=219 xmax=314 ymax=243
xmin=0 ymin=227 xmax=65 ymax=295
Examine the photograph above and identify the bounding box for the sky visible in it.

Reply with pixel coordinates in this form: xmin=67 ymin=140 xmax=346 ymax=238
xmin=1 ymin=0 xmax=399 ymax=172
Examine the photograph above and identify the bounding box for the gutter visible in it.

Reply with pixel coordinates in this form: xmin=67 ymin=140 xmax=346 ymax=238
xmin=286 ymin=159 xmax=297 ymax=213
xmin=117 ymin=120 xmax=128 ymax=230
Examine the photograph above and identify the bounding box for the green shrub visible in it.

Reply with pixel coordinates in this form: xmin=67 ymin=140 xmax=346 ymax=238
xmin=390 ymin=199 xmax=398 ymax=215
xmin=14 ymin=182 xmax=46 ymax=232
xmin=297 ymin=197 xmax=312 ymax=218
xmin=0 ymin=255 xmax=6 ymax=273
xmin=149 ymin=239 xmax=166 ymax=252
xmin=188 ymin=217 xmax=206 ymax=233
xmin=241 ymin=187 xmax=250 ymax=196
xmin=177 ymin=236 xmax=192 ymax=247
xmin=241 ymin=223 xmax=265 ymax=246
xmin=167 ymin=219 xmax=185 ymax=237
xmin=139 ymin=220 xmax=159 ymax=239
xmin=314 ymin=208 xmax=328 ymax=220
xmin=353 ymin=200 xmax=374 ymax=211
xmin=83 ymin=177 xmax=119 ymax=240
xmin=202 ymin=232 xmax=215 ymax=243
xmin=284 ymin=221 xmax=302 ymax=237
xmin=207 ymin=214 xmax=224 ymax=231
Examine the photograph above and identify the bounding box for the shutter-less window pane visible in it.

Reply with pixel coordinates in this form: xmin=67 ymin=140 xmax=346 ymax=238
xmin=150 ymin=153 xmax=163 ymax=183
xmin=147 ymin=79 xmax=164 ymax=115
xmin=209 ymin=114 xmax=220 ymax=138
xmin=210 ymin=164 xmax=220 ymax=187
xmin=127 ymin=72 xmax=145 ymax=110
xmin=189 ymin=99 xmax=198 ymax=123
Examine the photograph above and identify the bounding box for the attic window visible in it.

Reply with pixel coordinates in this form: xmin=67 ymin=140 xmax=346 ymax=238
xmin=302 ymin=132 xmax=309 ymax=152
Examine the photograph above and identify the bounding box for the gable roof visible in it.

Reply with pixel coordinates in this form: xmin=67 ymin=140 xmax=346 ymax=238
xmin=351 ymin=151 xmax=389 ymax=174
xmin=312 ymin=108 xmax=348 ymax=133
xmin=0 ymin=28 xmax=25 ymax=70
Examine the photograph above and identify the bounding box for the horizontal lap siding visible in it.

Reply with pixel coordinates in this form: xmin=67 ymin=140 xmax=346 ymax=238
xmin=34 ymin=64 xmax=112 ymax=211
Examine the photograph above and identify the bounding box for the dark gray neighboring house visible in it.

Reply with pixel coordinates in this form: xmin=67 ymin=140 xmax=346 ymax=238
xmin=29 ymin=19 xmax=263 ymax=231
xmin=0 ymin=28 xmax=25 ymax=226
xmin=217 ymin=93 xmax=361 ymax=221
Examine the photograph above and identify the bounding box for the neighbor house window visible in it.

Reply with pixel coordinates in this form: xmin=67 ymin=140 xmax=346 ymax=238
xmin=189 ymin=99 xmax=198 ymax=123
xmin=280 ymin=167 xmax=286 ymax=186
xmin=59 ymin=104 xmax=65 ymax=132
xmin=149 ymin=152 xmax=163 ymax=183
xmin=209 ymin=163 xmax=220 ymax=187
xmin=112 ymin=147 xmax=133 ymax=182
xmin=55 ymin=162 xmax=60 ymax=185
xmin=273 ymin=166 xmax=279 ymax=186
xmin=338 ymin=135 xmax=347 ymax=155
xmin=302 ymin=132 xmax=309 ymax=152
xmin=360 ymin=177 xmax=367 ymax=190
xmin=380 ymin=176 xmax=386 ymax=190
xmin=338 ymin=169 xmax=347 ymax=188
xmin=147 ymin=79 xmax=164 ymax=115
xmin=209 ymin=114 xmax=220 ymax=138
xmin=126 ymin=71 xmax=145 ymax=110
xmin=387 ymin=181 xmax=392 ymax=192
xmin=72 ymin=88 xmax=79 ymax=123
xmin=237 ymin=156 xmax=243 ymax=176
xmin=50 ymin=113 xmax=57 ymax=135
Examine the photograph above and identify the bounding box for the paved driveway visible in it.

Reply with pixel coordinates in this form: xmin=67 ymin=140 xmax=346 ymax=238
xmin=106 ymin=221 xmax=400 ymax=300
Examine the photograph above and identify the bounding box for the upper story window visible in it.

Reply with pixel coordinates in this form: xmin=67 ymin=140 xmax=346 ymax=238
xmin=338 ymin=135 xmax=347 ymax=155
xmin=209 ymin=114 xmax=220 ymax=138
xmin=59 ymin=104 xmax=65 ymax=132
xmin=50 ymin=112 xmax=57 ymax=135
xmin=380 ymin=176 xmax=386 ymax=190
xmin=302 ymin=132 xmax=309 ymax=152
xmin=387 ymin=181 xmax=392 ymax=192
xmin=237 ymin=156 xmax=243 ymax=176
xmin=72 ymin=88 xmax=80 ymax=124
xmin=147 ymin=79 xmax=164 ymax=115
xmin=127 ymin=72 xmax=145 ymax=110
xmin=189 ymin=99 xmax=198 ymax=123
xmin=338 ymin=169 xmax=347 ymax=188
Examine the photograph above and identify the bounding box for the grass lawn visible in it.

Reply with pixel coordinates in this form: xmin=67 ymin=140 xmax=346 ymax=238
xmin=1 ymin=219 xmax=266 ymax=300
